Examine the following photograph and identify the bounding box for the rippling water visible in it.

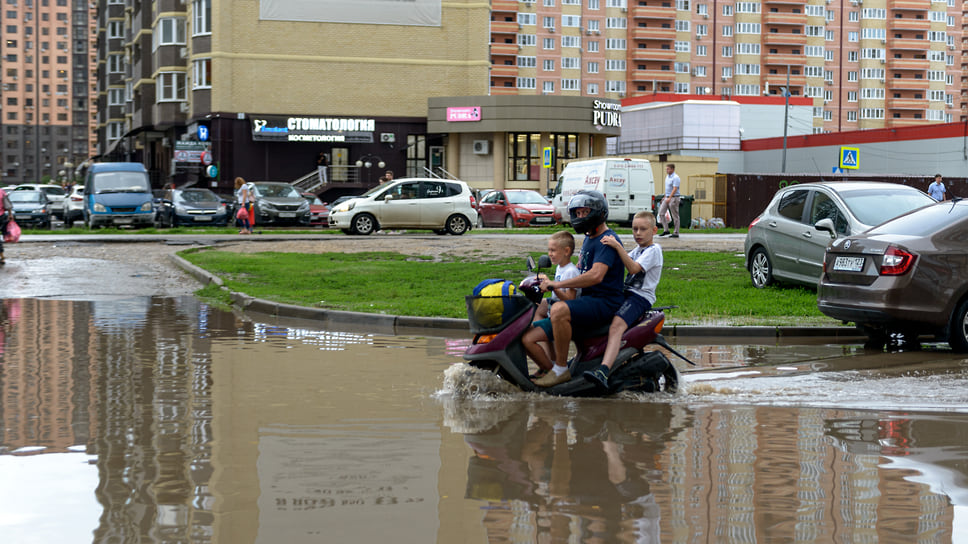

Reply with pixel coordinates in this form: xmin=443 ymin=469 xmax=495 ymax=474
xmin=1 ymin=296 xmax=967 ymax=543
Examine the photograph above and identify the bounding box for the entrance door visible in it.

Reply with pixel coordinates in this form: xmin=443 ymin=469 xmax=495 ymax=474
xmin=331 ymin=147 xmax=349 ymax=182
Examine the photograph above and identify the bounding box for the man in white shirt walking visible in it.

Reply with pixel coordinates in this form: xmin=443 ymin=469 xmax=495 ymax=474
xmin=657 ymin=163 xmax=681 ymax=238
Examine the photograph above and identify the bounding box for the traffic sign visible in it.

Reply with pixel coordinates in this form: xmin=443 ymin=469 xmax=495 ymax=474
xmin=206 ymin=165 xmax=218 ymax=178
xmin=543 ymin=147 xmax=552 ymax=168
xmin=198 ymin=125 xmax=209 ymax=142
xmin=839 ymin=147 xmax=859 ymax=170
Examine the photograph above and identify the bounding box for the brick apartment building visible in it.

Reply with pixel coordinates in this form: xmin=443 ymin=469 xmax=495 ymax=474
xmin=0 ymin=0 xmax=97 ymax=185
xmin=91 ymin=0 xmax=963 ymax=196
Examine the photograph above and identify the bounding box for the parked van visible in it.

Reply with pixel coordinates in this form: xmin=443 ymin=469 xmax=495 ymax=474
xmin=551 ymin=158 xmax=654 ymax=225
xmin=84 ymin=162 xmax=155 ymax=229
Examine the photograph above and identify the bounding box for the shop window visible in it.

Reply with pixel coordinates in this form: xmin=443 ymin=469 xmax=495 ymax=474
xmin=507 ymin=133 xmax=541 ymax=181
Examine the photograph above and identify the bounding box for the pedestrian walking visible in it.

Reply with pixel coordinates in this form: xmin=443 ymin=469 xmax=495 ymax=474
xmin=316 ymin=152 xmax=329 ymax=186
xmin=234 ymin=177 xmax=254 ymax=234
xmin=657 ymin=163 xmax=681 ymax=238
xmin=928 ymin=174 xmax=947 ymax=202
xmin=0 ymin=187 xmax=13 ymax=265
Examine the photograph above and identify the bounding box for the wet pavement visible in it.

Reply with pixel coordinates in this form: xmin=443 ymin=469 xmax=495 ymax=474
xmin=1 ymin=294 xmax=967 ymax=543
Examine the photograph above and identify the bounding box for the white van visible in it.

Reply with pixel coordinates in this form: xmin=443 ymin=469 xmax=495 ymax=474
xmin=551 ymin=158 xmax=655 ymax=225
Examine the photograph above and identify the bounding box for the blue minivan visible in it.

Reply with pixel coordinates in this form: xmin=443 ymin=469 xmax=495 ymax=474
xmin=84 ymin=162 xmax=155 ymax=228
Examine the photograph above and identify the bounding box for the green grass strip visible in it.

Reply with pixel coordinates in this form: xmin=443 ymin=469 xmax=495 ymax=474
xmin=181 ymin=248 xmax=830 ymax=326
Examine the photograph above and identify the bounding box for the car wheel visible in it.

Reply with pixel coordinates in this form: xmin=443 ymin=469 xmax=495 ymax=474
xmin=351 ymin=213 xmax=377 ymax=235
xmin=749 ymin=248 xmax=774 ymax=288
xmin=948 ymin=299 xmax=968 ymax=353
xmin=504 ymin=215 xmax=514 ymax=229
xmin=446 ymin=214 xmax=470 ymax=235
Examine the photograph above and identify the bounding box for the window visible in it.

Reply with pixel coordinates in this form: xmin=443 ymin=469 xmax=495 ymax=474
xmin=605 ymin=80 xmax=625 ymax=93
xmin=107 ymin=88 xmax=124 ymax=105
xmin=154 ymin=17 xmax=185 ymax=49
xmin=157 ymin=72 xmax=186 ymax=102
xmin=543 ymin=37 xmax=556 ymax=49
xmin=107 ymin=122 xmax=124 ymax=143
xmin=696 ymin=45 xmax=707 ymax=56
xmin=587 ymin=83 xmax=599 ymax=94
xmin=543 ymin=81 xmax=554 ymax=93
xmin=561 ymin=78 xmax=579 ymax=90
xmin=777 ymin=190 xmax=808 ymax=221
xmin=562 ymin=15 xmax=580 ymax=27
xmin=675 ymin=20 xmax=690 ymax=32
xmin=722 ymin=25 xmax=733 ymax=37
xmin=107 ymin=20 xmax=123 ymax=39
xmin=543 ymin=59 xmax=555 ymax=71
xmin=562 ymin=35 xmax=581 ymax=47
xmin=507 ymin=133 xmax=541 ymax=181
xmin=586 ymin=41 xmax=598 ymax=52
xmin=606 ymin=17 xmax=626 ymax=29
xmin=107 ymin=54 xmax=123 ymax=73
xmin=517 ymin=77 xmax=536 ymax=89
xmin=586 ymin=61 xmax=599 ymax=73
xmin=735 ymin=23 xmax=759 ymax=34
xmin=518 ymin=34 xmax=536 ymax=46
xmin=543 ymin=16 xmax=556 ymax=29
xmin=562 ymin=57 xmax=579 ymax=69
xmin=605 ymin=38 xmax=626 ymax=50
xmin=722 ymin=4 xmax=733 ymax=15
xmin=676 ymin=40 xmax=690 ymax=52
xmin=193 ymin=0 xmax=211 ymax=36
xmin=722 ymin=46 xmax=732 ymax=57
xmin=517 ymin=55 xmax=536 ymax=67
xmin=518 ymin=13 xmax=536 ymax=25
xmin=193 ymin=58 xmax=211 ymax=89
xmin=606 ymin=59 xmax=626 ymax=71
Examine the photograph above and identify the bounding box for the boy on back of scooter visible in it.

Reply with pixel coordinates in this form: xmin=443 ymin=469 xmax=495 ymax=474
xmin=582 ymin=210 xmax=663 ymax=389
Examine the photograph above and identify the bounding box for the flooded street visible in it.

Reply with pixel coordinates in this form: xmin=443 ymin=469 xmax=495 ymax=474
xmin=2 ymin=295 xmax=968 ymax=543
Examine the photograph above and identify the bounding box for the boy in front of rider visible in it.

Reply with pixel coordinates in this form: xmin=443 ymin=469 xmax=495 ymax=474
xmin=583 ymin=210 xmax=663 ymax=389
xmin=534 ymin=230 xmax=580 ymax=321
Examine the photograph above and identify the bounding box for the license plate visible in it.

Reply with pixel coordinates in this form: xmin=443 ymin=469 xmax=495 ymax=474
xmin=833 ymin=256 xmax=865 ymax=272
xmin=193 ymin=216 xmax=213 ymax=222
xmin=114 ymin=217 xmax=133 ymax=224
xmin=535 ymin=217 xmax=553 ymax=223
xmin=279 ymin=212 xmax=296 ymax=218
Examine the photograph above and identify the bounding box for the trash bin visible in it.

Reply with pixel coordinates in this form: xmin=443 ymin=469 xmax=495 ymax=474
xmin=652 ymin=194 xmax=694 ymax=229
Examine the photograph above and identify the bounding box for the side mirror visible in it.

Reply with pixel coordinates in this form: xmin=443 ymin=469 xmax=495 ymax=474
xmin=384 ymin=194 xmax=394 ymax=201
xmin=814 ymin=218 xmax=837 ymax=239
xmin=537 ymin=255 xmax=552 ymax=269
xmin=526 ymin=256 xmax=536 ymax=272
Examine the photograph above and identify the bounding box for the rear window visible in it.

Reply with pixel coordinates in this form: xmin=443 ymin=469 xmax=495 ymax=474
xmin=42 ymin=187 xmax=66 ymax=196
xmin=776 ymin=189 xmax=808 ymax=221
xmin=839 ymin=186 xmax=935 ymax=227
xmin=868 ymin=201 xmax=968 ymax=237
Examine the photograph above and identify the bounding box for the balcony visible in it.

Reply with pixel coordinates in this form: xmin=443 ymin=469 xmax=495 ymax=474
xmin=889 ymin=38 xmax=932 ymax=51
xmin=632 ymin=27 xmax=676 ymax=41
xmin=763 ymin=0 xmax=807 ymax=5
xmin=887 ymin=97 xmax=929 ymax=110
xmin=492 ymin=0 xmax=518 ymax=12
xmin=490 ymin=42 xmax=519 ymax=56
xmin=888 ymin=57 xmax=929 ymax=71
xmin=490 ymin=64 xmax=518 ymax=78
xmin=888 ymin=17 xmax=930 ymax=32
xmin=763 ymin=12 xmax=806 ymax=26
xmin=886 ymin=77 xmax=930 ymax=90
xmin=762 ymin=73 xmax=807 ymax=87
xmin=630 ymin=69 xmax=677 ymax=83
xmin=763 ymin=54 xmax=807 ymax=66
xmin=889 ymin=118 xmax=935 ymax=127
xmin=631 ymin=5 xmax=676 ymax=20
xmin=889 ymin=0 xmax=928 ymax=11
xmin=630 ymin=48 xmax=677 ymax=62
xmin=491 ymin=21 xmax=519 ymax=35
xmin=762 ymin=32 xmax=807 ymax=47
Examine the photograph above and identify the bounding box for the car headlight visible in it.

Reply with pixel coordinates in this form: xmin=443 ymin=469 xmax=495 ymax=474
xmin=93 ymin=202 xmax=106 ymax=212
xmin=175 ymin=205 xmax=187 ymax=214
xmin=261 ymin=201 xmax=276 ymax=211
xmin=217 ymin=204 xmax=226 ymax=213
xmin=34 ymin=207 xmax=47 ymax=213
xmin=298 ymin=201 xmax=309 ymax=211
xmin=140 ymin=202 xmax=153 ymax=212
xmin=514 ymin=207 xmax=530 ymax=215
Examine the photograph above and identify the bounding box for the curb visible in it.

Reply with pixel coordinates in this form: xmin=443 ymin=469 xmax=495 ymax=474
xmin=169 ymin=253 xmax=862 ymax=340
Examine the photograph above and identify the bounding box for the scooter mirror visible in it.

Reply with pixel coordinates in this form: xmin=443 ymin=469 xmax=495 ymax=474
xmin=526 ymin=255 xmax=536 ymax=272
xmin=537 ymin=255 xmax=552 ymax=269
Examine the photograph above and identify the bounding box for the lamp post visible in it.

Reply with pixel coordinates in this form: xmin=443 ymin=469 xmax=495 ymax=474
xmin=781 ymin=68 xmax=791 ymax=173
xmin=355 ymin=154 xmax=385 ymax=185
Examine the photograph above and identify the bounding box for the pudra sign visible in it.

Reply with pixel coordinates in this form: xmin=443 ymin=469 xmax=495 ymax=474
xmin=592 ymin=100 xmax=622 ymax=129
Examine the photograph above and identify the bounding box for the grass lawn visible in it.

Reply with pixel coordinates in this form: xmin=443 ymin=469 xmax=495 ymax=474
xmin=181 ymin=248 xmax=831 ymax=326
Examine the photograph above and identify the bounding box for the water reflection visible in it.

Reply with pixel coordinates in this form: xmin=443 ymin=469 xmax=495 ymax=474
xmin=1 ymin=297 xmax=967 ymax=543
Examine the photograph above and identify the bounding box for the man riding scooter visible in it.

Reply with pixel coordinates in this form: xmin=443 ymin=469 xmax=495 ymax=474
xmin=523 ymin=190 xmax=626 ymax=387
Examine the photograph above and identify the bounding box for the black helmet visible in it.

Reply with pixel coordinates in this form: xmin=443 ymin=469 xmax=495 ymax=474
xmin=568 ymin=190 xmax=608 ymax=234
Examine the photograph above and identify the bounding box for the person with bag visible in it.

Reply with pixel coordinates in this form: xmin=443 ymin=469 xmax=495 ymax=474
xmin=234 ymin=177 xmax=253 ymax=234
xmin=0 ymin=187 xmax=14 ymax=264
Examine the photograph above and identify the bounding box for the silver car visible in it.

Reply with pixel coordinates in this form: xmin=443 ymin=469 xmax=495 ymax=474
xmin=14 ymin=184 xmax=67 ymax=220
xmin=249 ymin=182 xmax=311 ymax=225
xmin=329 ymin=177 xmax=477 ymax=235
xmin=744 ymin=181 xmax=934 ymax=288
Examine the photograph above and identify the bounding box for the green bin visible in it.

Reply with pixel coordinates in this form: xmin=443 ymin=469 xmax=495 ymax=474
xmin=678 ymin=195 xmax=693 ymax=228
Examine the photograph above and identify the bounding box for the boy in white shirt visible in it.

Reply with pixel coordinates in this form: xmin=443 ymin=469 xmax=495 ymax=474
xmin=535 ymin=230 xmax=580 ymax=320
xmin=583 ymin=211 xmax=663 ymax=389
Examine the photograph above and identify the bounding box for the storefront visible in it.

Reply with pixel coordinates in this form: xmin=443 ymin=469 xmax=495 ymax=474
xmin=427 ymin=95 xmax=622 ymax=194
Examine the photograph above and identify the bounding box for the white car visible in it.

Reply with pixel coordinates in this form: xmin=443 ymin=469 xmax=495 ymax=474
xmin=63 ymin=185 xmax=85 ymax=227
xmin=13 ymin=184 xmax=68 ymax=220
xmin=329 ymin=177 xmax=477 ymax=235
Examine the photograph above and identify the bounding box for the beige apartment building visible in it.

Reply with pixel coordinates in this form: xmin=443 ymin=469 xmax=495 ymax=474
xmin=93 ymin=0 xmax=962 ymax=196
xmin=0 ymin=0 xmax=97 ymax=184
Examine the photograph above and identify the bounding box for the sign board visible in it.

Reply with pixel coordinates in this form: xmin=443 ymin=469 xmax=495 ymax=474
xmin=446 ymin=107 xmax=481 ymax=122
xmin=206 ymin=165 xmax=218 ymax=178
xmin=251 ymin=115 xmax=375 ymax=143
xmin=839 ymin=147 xmax=859 ymax=170
xmin=198 ymin=125 xmax=209 ymax=142
xmin=543 ymin=147 xmax=552 ymax=168
xmin=174 ymin=140 xmax=210 ymax=164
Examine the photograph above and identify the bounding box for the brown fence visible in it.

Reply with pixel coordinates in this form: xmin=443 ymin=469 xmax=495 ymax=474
xmin=721 ymin=173 xmax=967 ymax=229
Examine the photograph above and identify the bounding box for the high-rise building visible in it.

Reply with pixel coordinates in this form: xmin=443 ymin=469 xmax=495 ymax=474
xmin=0 ymin=0 xmax=97 ymax=184
xmin=492 ymin=0 xmax=962 ymax=132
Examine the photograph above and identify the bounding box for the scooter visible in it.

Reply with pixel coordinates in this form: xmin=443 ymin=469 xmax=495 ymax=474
xmin=462 ymin=256 xmax=696 ymax=397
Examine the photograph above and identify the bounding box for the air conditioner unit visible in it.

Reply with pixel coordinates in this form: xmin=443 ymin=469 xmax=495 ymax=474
xmin=702 ymin=13 xmax=708 ymax=19
xmin=880 ymin=58 xmax=885 ymax=64
xmin=179 ymin=102 xmax=189 ymax=113
xmin=721 ymin=76 xmax=728 ymax=81
xmin=879 ymin=78 xmax=885 ymax=82
xmin=179 ymin=47 xmax=188 ymax=59
xmin=696 ymin=33 xmax=702 ymax=40
xmin=880 ymin=39 xmax=886 ymax=44
xmin=586 ymin=29 xmax=592 ymax=35
xmin=548 ymin=27 xmax=555 ymax=33
xmin=473 ymin=140 xmax=490 ymax=155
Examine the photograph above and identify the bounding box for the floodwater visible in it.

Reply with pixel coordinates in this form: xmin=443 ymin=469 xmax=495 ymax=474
xmin=2 ymin=296 xmax=968 ymax=543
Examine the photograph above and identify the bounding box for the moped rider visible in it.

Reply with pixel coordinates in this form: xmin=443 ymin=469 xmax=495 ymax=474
xmin=524 ymin=190 xmax=626 ymax=387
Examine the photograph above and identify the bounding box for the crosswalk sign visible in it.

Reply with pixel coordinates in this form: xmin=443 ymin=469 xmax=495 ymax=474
xmin=839 ymin=147 xmax=859 ymax=170
xmin=543 ymin=147 xmax=552 ymax=168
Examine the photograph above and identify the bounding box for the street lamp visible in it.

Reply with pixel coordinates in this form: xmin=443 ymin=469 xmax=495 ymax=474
xmin=781 ymin=68 xmax=791 ymax=173
xmin=355 ymin=154 xmax=385 ymax=184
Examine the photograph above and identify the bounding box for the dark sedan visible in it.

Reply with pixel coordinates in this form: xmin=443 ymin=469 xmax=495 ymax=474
xmin=9 ymin=190 xmax=52 ymax=229
xmin=155 ymin=188 xmax=230 ymax=227
xmin=818 ymin=199 xmax=968 ymax=351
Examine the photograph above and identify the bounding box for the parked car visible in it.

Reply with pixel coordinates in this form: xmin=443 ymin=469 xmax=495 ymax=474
xmin=155 ymin=188 xmax=231 ymax=227
xmin=9 ymin=190 xmax=52 ymax=229
xmin=249 ymin=182 xmax=311 ymax=225
xmin=301 ymin=192 xmax=330 ymax=227
xmin=328 ymin=177 xmax=477 ymax=235
xmin=744 ymin=182 xmax=935 ymax=288
xmin=818 ymin=199 xmax=968 ymax=351
xmin=63 ymin=185 xmax=85 ymax=227
xmin=477 ymin=189 xmax=557 ymax=228
xmin=13 ymin=184 xmax=68 ymax=220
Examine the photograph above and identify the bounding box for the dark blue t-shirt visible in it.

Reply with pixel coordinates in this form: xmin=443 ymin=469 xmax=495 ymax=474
xmin=577 ymin=228 xmax=624 ymax=303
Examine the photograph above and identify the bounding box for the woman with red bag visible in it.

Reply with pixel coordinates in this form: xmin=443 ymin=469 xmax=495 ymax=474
xmin=234 ymin=177 xmax=253 ymax=234
xmin=0 ymin=187 xmax=13 ymax=264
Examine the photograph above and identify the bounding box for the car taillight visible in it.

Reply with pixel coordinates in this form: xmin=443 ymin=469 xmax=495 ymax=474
xmin=880 ymin=246 xmax=916 ymax=276
xmin=749 ymin=216 xmax=761 ymax=228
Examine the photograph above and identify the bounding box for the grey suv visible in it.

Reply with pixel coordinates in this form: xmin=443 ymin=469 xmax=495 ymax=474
xmin=250 ymin=182 xmax=311 ymax=225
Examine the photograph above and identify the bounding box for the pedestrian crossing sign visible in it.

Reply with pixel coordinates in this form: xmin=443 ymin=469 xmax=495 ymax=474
xmin=543 ymin=147 xmax=553 ymax=168
xmin=839 ymin=147 xmax=859 ymax=170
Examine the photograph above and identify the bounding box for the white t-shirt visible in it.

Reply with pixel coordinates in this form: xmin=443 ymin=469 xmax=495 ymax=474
xmin=550 ymin=262 xmax=580 ymax=302
xmin=624 ymin=244 xmax=663 ymax=305
xmin=664 ymin=172 xmax=681 ymax=198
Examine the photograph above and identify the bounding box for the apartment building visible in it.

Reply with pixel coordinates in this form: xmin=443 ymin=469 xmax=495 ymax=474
xmin=492 ymin=0 xmax=963 ymax=132
xmin=0 ymin=0 xmax=97 ymax=184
